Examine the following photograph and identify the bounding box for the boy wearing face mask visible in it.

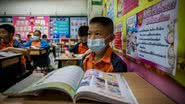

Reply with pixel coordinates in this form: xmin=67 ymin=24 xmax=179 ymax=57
xmin=0 ymin=24 xmax=30 ymax=89
xmin=24 ymin=30 xmax=50 ymax=48
xmin=65 ymin=26 xmax=89 ymax=57
xmin=0 ymin=24 xmax=14 ymax=49
xmin=13 ymin=34 xmax=24 ymax=48
xmin=24 ymin=30 xmax=50 ymax=72
xmin=83 ymin=17 xmax=127 ymax=72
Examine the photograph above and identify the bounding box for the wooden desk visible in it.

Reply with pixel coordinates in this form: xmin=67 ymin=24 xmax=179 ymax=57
xmin=2 ymin=72 xmax=175 ymax=104
xmin=0 ymin=52 xmax=22 ymax=92
xmin=55 ymin=53 xmax=83 ymax=68
xmin=28 ymin=48 xmax=47 ymax=56
xmin=0 ymin=52 xmax=22 ymax=68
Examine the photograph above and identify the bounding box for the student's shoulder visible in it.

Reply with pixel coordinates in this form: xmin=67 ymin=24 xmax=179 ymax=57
xmin=111 ymin=52 xmax=127 ymax=72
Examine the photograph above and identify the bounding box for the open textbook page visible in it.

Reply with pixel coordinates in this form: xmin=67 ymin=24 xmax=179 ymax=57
xmin=74 ymin=69 xmax=138 ymax=104
xmin=20 ymin=65 xmax=84 ymax=99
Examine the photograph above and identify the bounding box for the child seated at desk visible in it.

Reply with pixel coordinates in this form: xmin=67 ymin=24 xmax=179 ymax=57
xmin=0 ymin=24 xmax=29 ymax=91
xmin=13 ymin=34 xmax=25 ymax=48
xmin=24 ymin=30 xmax=50 ymax=72
xmin=0 ymin=24 xmax=28 ymax=67
xmin=83 ymin=17 xmax=127 ymax=72
xmin=24 ymin=30 xmax=50 ymax=49
xmin=65 ymin=26 xmax=89 ymax=58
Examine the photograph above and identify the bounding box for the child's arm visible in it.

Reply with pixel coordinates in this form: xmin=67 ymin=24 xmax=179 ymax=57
xmin=23 ymin=40 xmax=32 ymax=47
xmin=64 ymin=50 xmax=74 ymax=58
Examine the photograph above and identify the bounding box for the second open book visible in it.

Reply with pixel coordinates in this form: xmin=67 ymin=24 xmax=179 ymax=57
xmin=4 ymin=65 xmax=138 ymax=104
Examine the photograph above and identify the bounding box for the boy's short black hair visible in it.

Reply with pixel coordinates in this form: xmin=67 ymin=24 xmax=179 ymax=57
xmin=89 ymin=17 xmax=113 ymax=34
xmin=34 ymin=30 xmax=41 ymax=35
xmin=42 ymin=34 xmax=47 ymax=39
xmin=27 ymin=34 xmax=31 ymax=38
xmin=78 ymin=26 xmax=89 ymax=36
xmin=0 ymin=24 xmax=15 ymax=34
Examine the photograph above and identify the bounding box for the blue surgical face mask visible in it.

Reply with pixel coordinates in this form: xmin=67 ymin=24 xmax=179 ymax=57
xmin=87 ymin=38 xmax=106 ymax=53
xmin=32 ymin=35 xmax=39 ymax=41
xmin=14 ymin=36 xmax=19 ymax=41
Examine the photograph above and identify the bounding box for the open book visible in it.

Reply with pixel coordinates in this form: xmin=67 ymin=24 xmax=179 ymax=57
xmin=4 ymin=65 xmax=138 ymax=104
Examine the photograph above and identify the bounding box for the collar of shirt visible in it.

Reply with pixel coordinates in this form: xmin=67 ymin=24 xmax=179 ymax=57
xmin=84 ymin=47 xmax=113 ymax=65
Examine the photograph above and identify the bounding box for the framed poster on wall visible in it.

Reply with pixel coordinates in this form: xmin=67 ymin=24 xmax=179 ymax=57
xmin=50 ymin=17 xmax=70 ymax=39
xmin=126 ymin=0 xmax=178 ymax=75
xmin=70 ymin=17 xmax=88 ymax=38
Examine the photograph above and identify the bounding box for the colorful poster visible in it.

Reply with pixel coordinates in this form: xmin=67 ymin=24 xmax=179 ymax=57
xmin=114 ymin=22 xmax=123 ymax=50
xmin=70 ymin=17 xmax=88 ymax=38
xmin=122 ymin=0 xmax=138 ymax=15
xmin=126 ymin=0 xmax=178 ymax=75
xmin=33 ymin=16 xmax=49 ymax=37
xmin=13 ymin=16 xmax=50 ymax=40
xmin=126 ymin=15 xmax=138 ymax=57
xmin=107 ymin=0 xmax=114 ymax=21
xmin=117 ymin=0 xmax=123 ymax=18
xmin=50 ymin=17 xmax=70 ymax=38
xmin=13 ymin=16 xmax=32 ymax=40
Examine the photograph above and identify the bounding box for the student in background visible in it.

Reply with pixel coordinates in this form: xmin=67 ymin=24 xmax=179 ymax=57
xmin=26 ymin=34 xmax=32 ymax=42
xmin=0 ymin=24 xmax=28 ymax=56
xmin=0 ymin=24 xmax=14 ymax=49
xmin=65 ymin=26 xmax=89 ymax=57
xmin=42 ymin=34 xmax=48 ymax=41
xmin=0 ymin=24 xmax=29 ymax=79
xmin=83 ymin=17 xmax=127 ymax=72
xmin=24 ymin=30 xmax=50 ymax=70
xmin=24 ymin=30 xmax=50 ymax=48
xmin=13 ymin=34 xmax=24 ymax=48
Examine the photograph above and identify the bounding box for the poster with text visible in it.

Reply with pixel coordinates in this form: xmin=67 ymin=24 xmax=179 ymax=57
xmin=126 ymin=15 xmax=138 ymax=57
xmin=13 ymin=16 xmax=32 ymax=40
xmin=126 ymin=0 xmax=178 ymax=75
xmin=117 ymin=0 xmax=123 ymax=18
xmin=70 ymin=17 xmax=88 ymax=38
xmin=106 ymin=0 xmax=114 ymax=21
xmin=33 ymin=16 xmax=49 ymax=38
xmin=50 ymin=17 xmax=70 ymax=39
xmin=114 ymin=22 xmax=123 ymax=50
xmin=122 ymin=0 xmax=138 ymax=15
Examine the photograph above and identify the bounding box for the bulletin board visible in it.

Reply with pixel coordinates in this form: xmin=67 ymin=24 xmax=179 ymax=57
xmin=0 ymin=16 xmax=12 ymax=25
xmin=50 ymin=16 xmax=70 ymax=38
xmin=13 ymin=16 xmax=32 ymax=40
xmin=70 ymin=17 xmax=88 ymax=38
xmin=126 ymin=0 xmax=178 ymax=75
xmin=13 ymin=16 xmax=50 ymax=40
xmin=103 ymin=0 xmax=185 ymax=86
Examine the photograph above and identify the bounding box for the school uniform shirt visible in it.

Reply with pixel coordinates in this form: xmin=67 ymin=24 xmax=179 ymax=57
xmin=0 ymin=39 xmax=26 ymax=67
xmin=69 ymin=42 xmax=88 ymax=54
xmin=24 ymin=39 xmax=50 ymax=49
xmin=83 ymin=47 xmax=127 ymax=72
xmin=13 ymin=39 xmax=24 ymax=48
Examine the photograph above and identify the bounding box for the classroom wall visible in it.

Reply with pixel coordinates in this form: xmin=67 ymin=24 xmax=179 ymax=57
xmin=102 ymin=0 xmax=185 ymax=103
xmin=0 ymin=0 xmax=88 ymax=16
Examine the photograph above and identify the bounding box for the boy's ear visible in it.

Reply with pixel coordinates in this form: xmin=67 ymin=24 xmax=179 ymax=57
xmin=106 ymin=34 xmax=114 ymax=44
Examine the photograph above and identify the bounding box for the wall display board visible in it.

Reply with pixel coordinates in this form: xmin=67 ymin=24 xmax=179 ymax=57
xmin=70 ymin=17 xmax=88 ymax=38
xmin=126 ymin=0 xmax=178 ymax=75
xmin=0 ymin=16 xmax=12 ymax=25
xmin=13 ymin=16 xmax=49 ymax=40
xmin=33 ymin=16 xmax=49 ymax=37
xmin=13 ymin=16 xmax=32 ymax=40
xmin=122 ymin=0 xmax=138 ymax=15
xmin=106 ymin=0 xmax=114 ymax=21
xmin=114 ymin=22 xmax=123 ymax=50
xmin=50 ymin=17 xmax=70 ymax=38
